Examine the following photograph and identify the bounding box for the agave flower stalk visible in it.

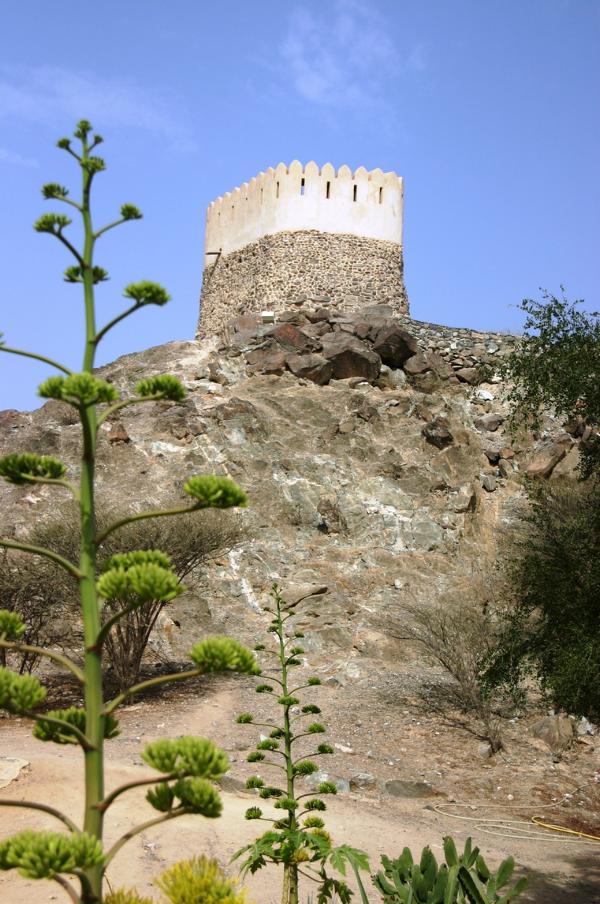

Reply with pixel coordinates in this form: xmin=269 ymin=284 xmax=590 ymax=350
xmin=233 ymin=584 xmax=369 ymax=904
xmin=0 ymin=121 xmax=260 ymax=904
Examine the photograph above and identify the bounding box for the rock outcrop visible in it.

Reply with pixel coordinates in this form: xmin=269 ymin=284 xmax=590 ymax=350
xmin=0 ymin=301 xmax=583 ymax=679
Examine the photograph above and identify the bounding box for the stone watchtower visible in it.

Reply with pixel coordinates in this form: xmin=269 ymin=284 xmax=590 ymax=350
xmin=197 ymin=161 xmax=408 ymax=335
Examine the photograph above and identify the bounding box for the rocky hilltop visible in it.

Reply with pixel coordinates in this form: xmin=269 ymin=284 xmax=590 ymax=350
xmin=0 ymin=300 xmax=581 ymax=672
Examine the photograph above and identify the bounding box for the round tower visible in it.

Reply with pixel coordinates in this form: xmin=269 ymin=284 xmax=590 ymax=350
xmin=198 ymin=161 xmax=407 ymax=335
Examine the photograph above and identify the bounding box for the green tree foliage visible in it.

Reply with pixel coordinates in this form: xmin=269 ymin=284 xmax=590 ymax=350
xmin=485 ymin=290 xmax=600 ymax=720
xmin=484 ymin=480 xmax=600 ymax=721
xmin=232 ymin=585 xmax=370 ymax=904
xmin=499 ymin=290 xmax=600 ymax=477
xmin=0 ymin=120 xmax=258 ymax=904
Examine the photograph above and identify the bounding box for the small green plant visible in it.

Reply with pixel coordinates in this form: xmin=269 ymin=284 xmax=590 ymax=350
xmin=0 ymin=120 xmax=260 ymax=904
xmin=373 ymin=836 xmax=526 ymax=903
xmin=232 ymin=585 xmax=369 ymax=904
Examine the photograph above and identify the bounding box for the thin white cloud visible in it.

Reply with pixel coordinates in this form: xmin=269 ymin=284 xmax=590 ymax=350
xmin=0 ymin=65 xmax=195 ymax=152
xmin=280 ymin=0 xmax=420 ymax=109
xmin=0 ymin=146 xmax=38 ymax=168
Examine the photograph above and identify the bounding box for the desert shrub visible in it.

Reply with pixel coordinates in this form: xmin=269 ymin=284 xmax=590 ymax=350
xmin=0 ymin=504 xmax=244 ymax=687
xmin=390 ymin=596 xmax=519 ymax=753
xmin=484 ymin=479 xmax=600 ymax=722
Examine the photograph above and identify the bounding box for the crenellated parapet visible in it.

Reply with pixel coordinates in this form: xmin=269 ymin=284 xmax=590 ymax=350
xmin=204 ymin=161 xmax=403 ymax=266
xmin=199 ymin=162 xmax=407 ymax=336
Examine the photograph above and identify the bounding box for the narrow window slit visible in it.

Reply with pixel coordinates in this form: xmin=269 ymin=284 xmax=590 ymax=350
xmin=300 ymin=177 xmax=305 ymax=196
xmin=353 ymin=184 xmax=357 ymax=202
xmin=326 ymin=181 xmax=331 ymax=199
xmin=379 ymin=187 xmax=383 ymax=204
xmin=276 ymin=181 xmax=280 ymax=199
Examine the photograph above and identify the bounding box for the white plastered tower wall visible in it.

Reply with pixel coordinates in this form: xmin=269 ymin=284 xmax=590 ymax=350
xmin=204 ymin=161 xmax=403 ymax=266
xmin=198 ymin=161 xmax=407 ymax=335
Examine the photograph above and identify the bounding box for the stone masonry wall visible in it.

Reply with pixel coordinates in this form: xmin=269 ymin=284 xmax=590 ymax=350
xmin=198 ymin=230 xmax=407 ymax=336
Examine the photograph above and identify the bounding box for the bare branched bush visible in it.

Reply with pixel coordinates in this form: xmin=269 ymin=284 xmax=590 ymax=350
xmin=0 ymin=503 xmax=245 ymax=688
xmin=389 ymin=596 xmax=520 ymax=752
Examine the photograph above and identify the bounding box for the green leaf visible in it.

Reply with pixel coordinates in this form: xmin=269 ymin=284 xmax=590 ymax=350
xmin=458 ymin=865 xmax=487 ymax=903
xmin=184 ymin=474 xmax=247 ymax=509
xmin=443 ymin=835 xmax=458 ymax=867
xmin=0 ymin=452 xmax=66 ymax=485
xmin=495 ymin=856 xmax=515 ymax=889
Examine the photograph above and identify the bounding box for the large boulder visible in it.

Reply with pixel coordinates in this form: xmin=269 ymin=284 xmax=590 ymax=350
xmin=372 ymin=323 xmax=418 ymax=368
xmin=245 ymin=344 xmax=286 ymax=375
xmin=272 ymin=323 xmax=319 ymax=352
xmin=422 ymin=418 xmax=454 ymax=449
xmin=320 ymin=333 xmax=381 ymax=381
xmin=285 ymin=353 xmax=333 ymax=385
xmin=525 ymin=439 xmax=571 ymax=478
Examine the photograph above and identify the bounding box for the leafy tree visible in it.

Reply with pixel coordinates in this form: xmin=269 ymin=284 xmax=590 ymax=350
xmin=484 ymin=479 xmax=600 ymax=721
xmin=499 ymin=289 xmax=600 ymax=477
xmin=485 ymin=290 xmax=600 ymax=720
xmin=0 ymin=120 xmax=259 ymax=904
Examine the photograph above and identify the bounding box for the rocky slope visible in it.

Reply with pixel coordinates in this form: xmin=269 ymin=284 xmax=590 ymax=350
xmin=0 ymin=301 xmax=582 ymax=669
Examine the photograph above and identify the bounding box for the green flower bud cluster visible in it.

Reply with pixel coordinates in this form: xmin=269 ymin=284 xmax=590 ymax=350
xmin=0 ymin=830 xmax=103 ymax=879
xmin=147 ymin=778 xmax=222 ymax=818
xmin=39 ymin=372 xmax=119 ymax=406
xmin=105 ymin=889 xmax=155 ymax=904
xmin=189 ymin=636 xmax=260 ymax=675
xmin=157 ymin=855 xmax=250 ymax=904
xmin=64 ymin=265 xmax=109 ymax=284
xmin=0 ymin=452 xmax=66 ymax=485
xmin=184 ymin=475 xmax=248 ymax=509
xmin=142 ymin=736 xmax=229 ymax=779
xmin=134 ymin=374 xmax=185 ymax=401
xmin=41 ymin=183 xmax=69 ymax=200
xmin=0 ymin=609 xmax=26 ymax=640
xmin=33 ymin=707 xmax=119 ymax=745
xmin=120 ymin=204 xmax=143 ymax=221
xmin=97 ymin=559 xmax=181 ymax=604
xmin=34 ymin=212 xmax=71 ymax=233
xmin=0 ymin=667 xmax=46 ymax=714
xmin=124 ymin=280 xmax=170 ymax=306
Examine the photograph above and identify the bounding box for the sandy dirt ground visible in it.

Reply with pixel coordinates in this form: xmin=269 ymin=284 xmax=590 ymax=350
xmin=1 ymin=674 xmax=599 ymax=904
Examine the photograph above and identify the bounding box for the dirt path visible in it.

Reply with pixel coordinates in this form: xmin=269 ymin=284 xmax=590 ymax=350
xmin=1 ymin=679 xmax=599 ymax=903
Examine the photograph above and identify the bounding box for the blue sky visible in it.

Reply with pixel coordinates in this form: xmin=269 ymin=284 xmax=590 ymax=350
xmin=1 ymin=0 xmax=598 ymax=411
